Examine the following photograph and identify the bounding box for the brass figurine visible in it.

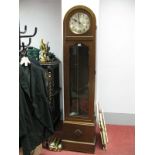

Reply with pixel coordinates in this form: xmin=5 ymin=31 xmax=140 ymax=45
xmin=39 ymin=39 xmax=50 ymax=63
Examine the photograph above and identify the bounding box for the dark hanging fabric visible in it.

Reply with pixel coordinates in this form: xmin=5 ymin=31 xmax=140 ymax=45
xmin=19 ymin=63 xmax=54 ymax=155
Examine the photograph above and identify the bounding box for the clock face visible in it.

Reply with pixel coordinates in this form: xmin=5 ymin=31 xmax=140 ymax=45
xmin=69 ymin=12 xmax=90 ymax=34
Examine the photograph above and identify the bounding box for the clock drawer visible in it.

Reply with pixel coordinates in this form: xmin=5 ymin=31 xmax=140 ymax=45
xmin=62 ymin=122 xmax=95 ymax=142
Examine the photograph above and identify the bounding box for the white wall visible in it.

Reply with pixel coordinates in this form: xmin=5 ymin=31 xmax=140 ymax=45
xmin=96 ymin=0 xmax=135 ymax=114
xmin=19 ymin=0 xmax=62 ymax=60
xmin=62 ymin=0 xmax=135 ymax=115
xmin=62 ymin=0 xmax=100 ymax=25
xmin=20 ymin=0 xmax=135 ymax=118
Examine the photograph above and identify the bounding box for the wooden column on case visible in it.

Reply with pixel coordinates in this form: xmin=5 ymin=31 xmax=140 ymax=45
xmin=62 ymin=5 xmax=96 ymax=153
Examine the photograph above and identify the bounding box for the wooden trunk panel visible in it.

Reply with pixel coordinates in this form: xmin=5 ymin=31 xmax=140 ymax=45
xmin=63 ymin=122 xmax=95 ymax=142
xmin=62 ymin=139 xmax=96 ymax=153
xmin=62 ymin=121 xmax=96 ymax=153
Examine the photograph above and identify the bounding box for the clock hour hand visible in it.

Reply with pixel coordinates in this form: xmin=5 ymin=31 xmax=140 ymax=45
xmin=73 ymin=18 xmax=78 ymax=22
xmin=73 ymin=18 xmax=81 ymax=25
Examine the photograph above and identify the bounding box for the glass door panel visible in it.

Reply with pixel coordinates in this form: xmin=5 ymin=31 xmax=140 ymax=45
xmin=69 ymin=43 xmax=89 ymax=117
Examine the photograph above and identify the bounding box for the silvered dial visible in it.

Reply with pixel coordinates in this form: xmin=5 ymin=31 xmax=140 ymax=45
xmin=69 ymin=12 xmax=90 ymax=34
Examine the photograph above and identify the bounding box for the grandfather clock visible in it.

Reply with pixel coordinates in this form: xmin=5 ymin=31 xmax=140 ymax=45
xmin=62 ymin=5 xmax=96 ymax=153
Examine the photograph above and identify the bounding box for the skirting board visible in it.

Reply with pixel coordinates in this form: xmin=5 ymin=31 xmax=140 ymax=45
xmin=61 ymin=112 xmax=135 ymax=126
xmin=104 ymin=112 xmax=135 ymax=126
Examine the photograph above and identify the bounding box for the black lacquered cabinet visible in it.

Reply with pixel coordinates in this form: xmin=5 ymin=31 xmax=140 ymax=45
xmin=40 ymin=59 xmax=61 ymax=129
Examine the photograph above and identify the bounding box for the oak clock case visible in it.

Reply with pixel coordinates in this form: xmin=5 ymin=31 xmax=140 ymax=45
xmin=62 ymin=5 xmax=96 ymax=153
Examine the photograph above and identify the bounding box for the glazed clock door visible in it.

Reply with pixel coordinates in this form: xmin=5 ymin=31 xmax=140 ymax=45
xmin=64 ymin=40 xmax=95 ymax=122
xmin=69 ymin=43 xmax=89 ymax=117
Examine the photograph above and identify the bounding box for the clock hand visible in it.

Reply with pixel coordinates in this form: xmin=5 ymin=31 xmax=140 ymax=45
xmin=73 ymin=18 xmax=77 ymax=22
xmin=73 ymin=18 xmax=82 ymax=26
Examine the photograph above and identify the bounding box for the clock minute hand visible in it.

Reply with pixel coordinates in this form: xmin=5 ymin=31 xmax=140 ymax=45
xmin=78 ymin=14 xmax=82 ymax=25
